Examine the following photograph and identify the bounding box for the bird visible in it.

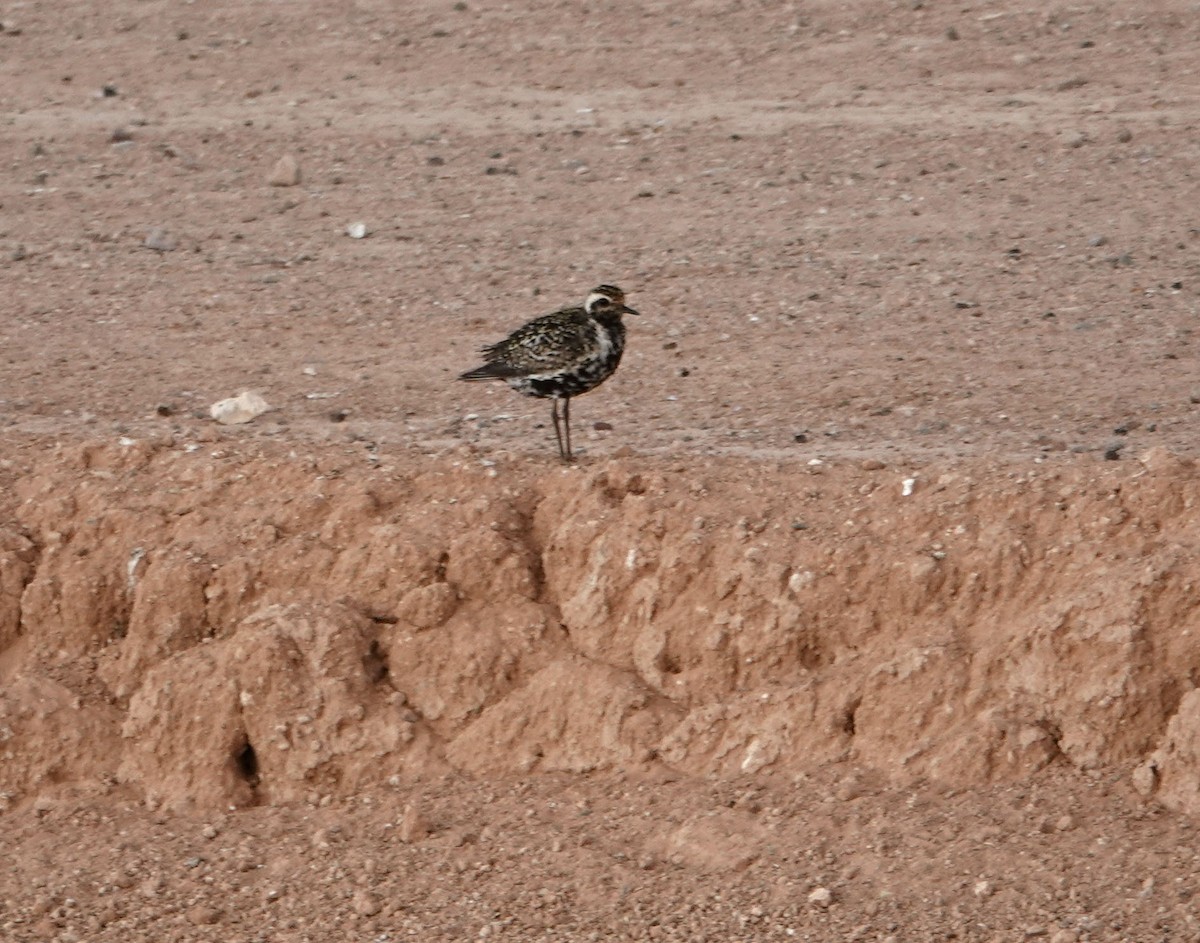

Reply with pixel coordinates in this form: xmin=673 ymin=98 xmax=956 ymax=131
xmin=458 ymin=284 xmax=639 ymax=462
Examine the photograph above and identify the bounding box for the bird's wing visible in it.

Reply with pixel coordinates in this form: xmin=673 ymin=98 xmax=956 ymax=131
xmin=482 ymin=308 xmax=595 ymax=375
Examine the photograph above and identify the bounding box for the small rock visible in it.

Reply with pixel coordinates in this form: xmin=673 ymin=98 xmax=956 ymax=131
xmin=346 ymin=222 xmax=369 ymax=239
xmin=398 ymin=801 xmax=429 ymax=843
xmin=352 ymin=890 xmax=381 ymax=917
xmin=10 ymin=244 xmax=26 ymax=261
xmin=793 ymin=432 xmax=809 ymax=443
xmin=1116 ymin=127 xmax=1133 ymax=143
xmin=101 ymin=83 xmax=119 ymax=97
xmin=155 ymin=403 xmax=174 ymax=417
xmin=110 ymin=127 xmax=133 ymax=143
xmin=945 ymin=26 xmax=959 ymax=40
xmin=201 ymin=823 xmax=220 ymax=839
xmin=1131 ymin=760 xmax=1158 ymax=796
xmin=593 ymin=420 xmax=613 ymax=431
xmin=329 ymin=409 xmax=350 ymax=423
xmin=187 ymin=906 xmax=221 ymax=926
xmin=267 ymin=154 xmax=301 ymax=187
xmin=1063 ymin=130 xmax=1088 ymax=149
xmin=973 ymin=880 xmax=994 ymax=898
xmin=1055 ymin=76 xmax=1089 ymax=91
xmin=807 ymin=887 xmax=832 ymax=908
xmin=210 ymin=391 xmax=271 ymax=425
xmin=1087 ymin=234 xmax=1107 ymax=247
xmin=144 ymin=227 xmax=176 ymax=252
xmin=861 ymin=458 xmax=885 ymax=471
xmin=1049 ymin=930 xmax=1078 ymax=943
xmin=1103 ymin=442 xmax=1124 ymax=461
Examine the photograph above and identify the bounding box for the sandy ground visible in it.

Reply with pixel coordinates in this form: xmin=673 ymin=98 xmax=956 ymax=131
xmin=3 ymin=0 xmax=1200 ymax=940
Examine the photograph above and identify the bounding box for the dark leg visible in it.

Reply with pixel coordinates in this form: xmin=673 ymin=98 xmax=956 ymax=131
xmin=563 ymin=397 xmax=573 ymax=462
xmin=550 ymin=399 xmax=567 ymax=461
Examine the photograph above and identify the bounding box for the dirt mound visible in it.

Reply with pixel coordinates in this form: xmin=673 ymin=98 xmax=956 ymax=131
xmin=3 ymin=438 xmax=1199 ymax=817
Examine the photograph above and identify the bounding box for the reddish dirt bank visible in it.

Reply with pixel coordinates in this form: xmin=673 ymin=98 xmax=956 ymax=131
xmin=3 ymin=440 xmax=1200 ymax=941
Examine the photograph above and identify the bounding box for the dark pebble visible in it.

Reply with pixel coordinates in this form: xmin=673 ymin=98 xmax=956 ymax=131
xmin=593 ymin=421 xmax=613 ymax=431
xmin=330 ymin=409 xmax=350 ymax=423
xmin=155 ymin=403 xmax=174 ymax=417
xmin=1104 ymin=443 xmax=1124 ymax=461
xmin=110 ymin=127 xmax=133 ymax=143
xmin=791 ymin=521 xmax=809 ymax=531
xmin=680 ymin=368 xmax=690 ymax=377
xmin=793 ymin=432 xmax=809 ymax=443
xmin=101 ymin=83 xmax=118 ymax=97
xmin=426 ymin=155 xmax=445 ymax=166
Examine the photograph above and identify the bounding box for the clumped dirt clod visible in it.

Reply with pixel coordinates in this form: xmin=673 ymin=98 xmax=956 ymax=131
xmin=2 ymin=0 xmax=1200 ymax=939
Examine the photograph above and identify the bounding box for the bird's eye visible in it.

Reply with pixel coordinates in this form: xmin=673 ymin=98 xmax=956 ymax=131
xmin=592 ymin=297 xmax=611 ymax=308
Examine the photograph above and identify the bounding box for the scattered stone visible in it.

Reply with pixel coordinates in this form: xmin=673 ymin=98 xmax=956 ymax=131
xmin=427 ymin=155 xmax=445 ymax=166
xmin=329 ymin=409 xmax=350 ymax=423
xmin=101 ymin=83 xmax=119 ymax=97
xmin=1103 ymin=442 xmax=1124 ymax=461
xmin=346 ymin=222 xmax=369 ymax=239
xmin=807 ymin=886 xmax=832 ymax=907
xmin=1063 ymin=130 xmax=1088 ymax=149
xmin=973 ymin=879 xmax=994 ymax=898
xmin=155 ymin=403 xmax=173 ymax=417
xmin=1131 ymin=760 xmax=1158 ymax=796
xmin=593 ymin=420 xmax=613 ymax=431
xmin=945 ymin=26 xmax=959 ymax=40
xmin=187 ymin=905 xmax=221 ymax=926
xmin=209 ymin=391 xmax=271 ymax=425
xmin=861 ymin=458 xmax=885 ymax=471
xmin=144 ymin=227 xmax=176 ymax=251
xmin=1087 ymin=234 xmax=1107 ymax=247
xmin=398 ymin=801 xmax=429 ymax=843
xmin=110 ymin=126 xmax=133 ymax=143
xmin=267 ymin=154 xmax=301 ymax=187
xmin=1049 ymin=930 xmax=1078 ymax=943
xmin=201 ymin=823 xmax=220 ymax=839
xmin=10 ymin=244 xmax=26 ymax=261
xmin=352 ymin=890 xmax=382 ymax=917
xmin=1116 ymin=127 xmax=1133 ymax=143
xmin=793 ymin=432 xmax=809 ymax=443
xmin=653 ymin=809 xmax=768 ymax=872
xmin=1055 ymin=76 xmax=1089 ymax=91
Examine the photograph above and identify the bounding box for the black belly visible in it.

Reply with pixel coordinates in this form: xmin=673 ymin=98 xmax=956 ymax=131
xmin=508 ymin=352 xmax=623 ymax=399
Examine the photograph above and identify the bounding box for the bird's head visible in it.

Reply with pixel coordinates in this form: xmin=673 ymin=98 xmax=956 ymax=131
xmin=586 ymin=284 xmax=640 ymax=318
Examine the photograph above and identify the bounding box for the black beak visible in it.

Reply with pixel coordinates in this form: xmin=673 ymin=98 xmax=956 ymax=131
xmin=619 ymin=305 xmax=641 ymax=317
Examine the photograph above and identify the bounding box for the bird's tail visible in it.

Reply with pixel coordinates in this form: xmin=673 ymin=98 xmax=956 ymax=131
xmin=458 ymin=362 xmax=522 ymax=381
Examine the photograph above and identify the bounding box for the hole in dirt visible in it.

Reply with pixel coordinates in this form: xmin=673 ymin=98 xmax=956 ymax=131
xmin=656 ymin=650 xmax=682 ymax=675
xmin=840 ymin=698 xmax=861 ymax=737
xmin=235 ymin=741 xmax=260 ymax=785
xmin=363 ymin=638 xmax=390 ymax=684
